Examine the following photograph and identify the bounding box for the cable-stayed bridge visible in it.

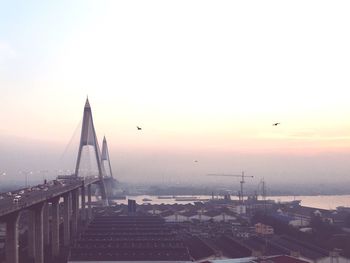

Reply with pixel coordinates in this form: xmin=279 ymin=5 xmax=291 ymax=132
xmin=0 ymin=99 xmax=116 ymax=263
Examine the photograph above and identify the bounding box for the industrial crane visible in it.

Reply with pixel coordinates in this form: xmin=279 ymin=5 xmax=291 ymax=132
xmin=207 ymin=171 xmax=253 ymax=203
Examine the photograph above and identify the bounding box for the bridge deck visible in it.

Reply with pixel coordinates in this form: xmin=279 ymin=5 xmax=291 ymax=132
xmin=0 ymin=177 xmax=99 ymax=218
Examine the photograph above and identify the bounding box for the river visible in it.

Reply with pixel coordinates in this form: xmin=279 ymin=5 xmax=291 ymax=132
xmin=106 ymin=194 xmax=350 ymax=210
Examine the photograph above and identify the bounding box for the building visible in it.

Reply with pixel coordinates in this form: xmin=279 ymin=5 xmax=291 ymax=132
xmin=69 ymin=214 xmax=192 ymax=262
xmin=254 ymin=223 xmax=274 ymax=235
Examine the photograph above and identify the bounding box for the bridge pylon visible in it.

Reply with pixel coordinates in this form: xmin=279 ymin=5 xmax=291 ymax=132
xmin=101 ymin=136 xmax=120 ymax=198
xmin=75 ymin=98 xmax=108 ymax=206
xmin=101 ymin=136 xmax=113 ymax=178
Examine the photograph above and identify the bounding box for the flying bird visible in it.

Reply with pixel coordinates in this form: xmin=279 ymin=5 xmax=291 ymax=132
xmin=137 ymin=126 xmax=142 ymax=130
xmin=272 ymin=123 xmax=280 ymax=126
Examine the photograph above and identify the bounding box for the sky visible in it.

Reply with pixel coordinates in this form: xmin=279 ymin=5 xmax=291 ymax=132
xmin=1 ymin=1 xmax=350 ymax=188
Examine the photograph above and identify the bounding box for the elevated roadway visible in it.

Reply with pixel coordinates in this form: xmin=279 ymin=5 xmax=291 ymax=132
xmin=0 ymin=177 xmax=98 ymax=217
xmin=0 ymin=176 xmax=101 ymax=263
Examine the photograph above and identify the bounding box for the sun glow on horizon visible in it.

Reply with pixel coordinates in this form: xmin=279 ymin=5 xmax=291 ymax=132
xmin=1 ymin=1 xmax=350 ymax=184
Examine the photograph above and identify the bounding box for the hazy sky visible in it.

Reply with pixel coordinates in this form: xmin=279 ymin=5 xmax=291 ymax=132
xmin=1 ymin=1 xmax=350 ymax=187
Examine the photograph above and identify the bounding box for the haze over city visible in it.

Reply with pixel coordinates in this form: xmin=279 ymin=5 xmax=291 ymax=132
xmin=1 ymin=1 xmax=350 ymax=188
xmin=4 ymin=2 xmax=350 ymax=263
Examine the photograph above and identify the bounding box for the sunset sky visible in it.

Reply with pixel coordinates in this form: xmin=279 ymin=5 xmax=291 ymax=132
xmin=1 ymin=1 xmax=350 ymax=186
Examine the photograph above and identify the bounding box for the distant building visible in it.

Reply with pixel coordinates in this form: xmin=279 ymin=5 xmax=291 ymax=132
xmin=233 ymin=205 xmax=246 ymax=215
xmin=128 ymin=199 xmax=136 ymax=213
xmin=255 ymin=223 xmax=274 ymax=235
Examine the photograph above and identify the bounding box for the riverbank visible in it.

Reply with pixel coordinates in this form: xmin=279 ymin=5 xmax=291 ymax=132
xmin=108 ymin=194 xmax=350 ymax=210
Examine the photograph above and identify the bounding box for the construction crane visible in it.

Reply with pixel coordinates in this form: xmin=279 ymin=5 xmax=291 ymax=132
xmin=207 ymin=171 xmax=253 ymax=203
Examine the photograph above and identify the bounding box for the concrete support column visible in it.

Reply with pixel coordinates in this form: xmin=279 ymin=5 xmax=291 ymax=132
xmin=175 ymin=212 xmax=178 ymax=223
xmin=33 ymin=202 xmax=45 ymax=263
xmin=28 ymin=210 xmax=36 ymax=259
xmin=71 ymin=189 xmax=79 ymax=238
xmin=5 ymin=212 xmax=20 ymax=263
xmin=43 ymin=202 xmax=50 ymax=246
xmin=69 ymin=191 xmax=73 ymax=217
xmin=81 ymin=184 xmax=86 ymax=221
xmin=51 ymin=197 xmax=60 ymax=257
xmin=63 ymin=192 xmax=71 ymax=246
xmin=100 ymin=180 xmax=109 ymax=206
xmin=87 ymin=184 xmax=92 ymax=220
